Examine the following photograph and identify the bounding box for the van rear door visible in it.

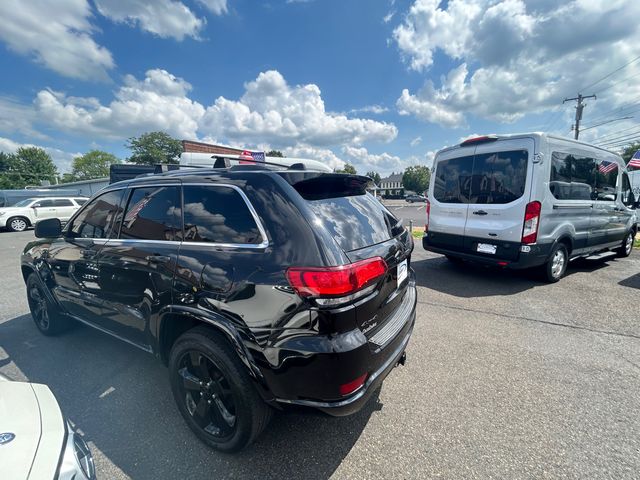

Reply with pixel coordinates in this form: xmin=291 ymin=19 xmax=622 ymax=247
xmin=428 ymin=146 xmax=476 ymax=251
xmin=462 ymin=138 xmax=534 ymax=260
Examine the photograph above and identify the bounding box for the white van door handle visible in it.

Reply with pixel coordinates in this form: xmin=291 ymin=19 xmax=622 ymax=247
xmin=472 ymin=210 xmax=488 ymax=216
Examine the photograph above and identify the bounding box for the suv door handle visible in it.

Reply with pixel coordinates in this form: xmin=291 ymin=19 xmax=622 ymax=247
xmin=145 ymin=255 xmax=171 ymax=263
xmin=472 ymin=210 xmax=488 ymax=216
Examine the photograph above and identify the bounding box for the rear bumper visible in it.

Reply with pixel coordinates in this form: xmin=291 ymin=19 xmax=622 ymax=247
xmin=267 ymin=276 xmax=417 ymax=416
xmin=423 ymin=233 xmax=552 ymax=269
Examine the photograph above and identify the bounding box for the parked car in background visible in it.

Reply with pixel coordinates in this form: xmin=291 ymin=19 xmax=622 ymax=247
xmin=405 ymin=194 xmax=427 ymax=203
xmin=424 ymin=133 xmax=638 ymax=282
xmin=0 ymin=188 xmax=82 ymax=208
xmin=22 ymin=160 xmax=416 ymax=452
xmin=0 ymin=373 xmax=95 ymax=480
xmin=0 ymin=197 xmax=88 ymax=232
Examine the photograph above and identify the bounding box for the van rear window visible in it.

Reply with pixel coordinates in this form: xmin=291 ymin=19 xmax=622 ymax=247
xmin=306 ymin=193 xmax=401 ymax=251
xmin=434 ymin=150 xmax=528 ymax=204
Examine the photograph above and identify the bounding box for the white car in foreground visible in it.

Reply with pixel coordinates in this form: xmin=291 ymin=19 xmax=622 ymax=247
xmin=0 ymin=197 xmax=88 ymax=232
xmin=0 ymin=373 xmax=95 ymax=479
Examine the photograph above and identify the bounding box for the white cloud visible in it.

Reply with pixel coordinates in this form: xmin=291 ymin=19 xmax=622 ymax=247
xmin=282 ymin=145 xmax=344 ymax=170
xmin=383 ymin=10 xmax=395 ymax=23
xmin=342 ymin=145 xmax=404 ymax=173
xmin=35 ymin=69 xmax=206 ymax=140
xmin=196 ymin=0 xmax=228 ymax=15
xmin=200 ymin=70 xmax=397 ymax=147
xmin=0 ymin=0 xmax=114 ymax=80
xmin=349 ymin=105 xmax=389 ymax=115
xmin=410 ymin=136 xmax=422 ymax=147
xmin=393 ymin=0 xmax=640 ymax=128
xmin=94 ymin=0 xmax=205 ymax=41
xmin=0 ymin=136 xmax=80 ymax=173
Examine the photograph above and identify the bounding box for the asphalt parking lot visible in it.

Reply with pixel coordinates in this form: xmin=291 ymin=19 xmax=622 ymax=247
xmin=1 ymin=230 xmax=639 ymax=479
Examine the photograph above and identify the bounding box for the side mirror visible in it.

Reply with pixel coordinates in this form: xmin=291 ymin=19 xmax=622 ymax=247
xmin=31 ymin=203 xmax=41 ymax=208
xmin=35 ymin=218 xmax=62 ymax=238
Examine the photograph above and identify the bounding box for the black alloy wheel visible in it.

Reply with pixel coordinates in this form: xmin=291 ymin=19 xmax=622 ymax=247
xmin=169 ymin=326 xmax=272 ymax=452
xmin=177 ymin=351 xmax=237 ymax=440
xmin=26 ymin=273 xmax=70 ymax=335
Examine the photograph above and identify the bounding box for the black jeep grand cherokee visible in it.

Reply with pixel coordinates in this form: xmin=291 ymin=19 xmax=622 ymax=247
xmin=21 ymin=164 xmax=417 ymax=452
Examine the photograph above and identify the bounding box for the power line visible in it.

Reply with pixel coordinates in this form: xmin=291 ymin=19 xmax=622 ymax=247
xmin=580 ymin=116 xmax=633 ymax=132
xmin=596 ymin=132 xmax=640 ymax=147
xmin=579 ymin=55 xmax=640 ymax=92
xmin=594 ymin=70 xmax=640 ymax=95
xmin=593 ymin=123 xmax=640 ymax=142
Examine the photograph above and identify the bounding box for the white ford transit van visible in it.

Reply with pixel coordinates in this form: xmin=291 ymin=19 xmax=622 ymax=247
xmin=423 ymin=133 xmax=638 ymax=282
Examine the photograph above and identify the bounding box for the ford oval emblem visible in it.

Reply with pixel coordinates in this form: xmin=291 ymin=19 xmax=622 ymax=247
xmin=0 ymin=432 xmax=15 ymax=445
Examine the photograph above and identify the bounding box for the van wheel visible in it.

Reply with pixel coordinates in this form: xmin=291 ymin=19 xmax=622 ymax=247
xmin=542 ymin=244 xmax=568 ymax=283
xmin=169 ymin=326 xmax=272 ymax=453
xmin=615 ymin=231 xmax=634 ymax=258
xmin=7 ymin=216 xmax=29 ymax=232
xmin=26 ymin=273 xmax=71 ymax=335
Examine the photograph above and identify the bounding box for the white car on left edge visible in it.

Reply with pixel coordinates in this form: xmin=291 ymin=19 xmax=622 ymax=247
xmin=0 ymin=373 xmax=96 ymax=480
xmin=0 ymin=197 xmax=88 ymax=232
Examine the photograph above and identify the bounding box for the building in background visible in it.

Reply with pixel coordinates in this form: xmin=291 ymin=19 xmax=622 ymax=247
xmin=379 ymin=173 xmax=404 ymax=198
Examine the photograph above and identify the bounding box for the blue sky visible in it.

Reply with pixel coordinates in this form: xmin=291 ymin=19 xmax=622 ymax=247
xmin=1 ymin=0 xmax=640 ymax=175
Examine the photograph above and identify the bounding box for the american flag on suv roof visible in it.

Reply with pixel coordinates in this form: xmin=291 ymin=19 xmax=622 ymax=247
xmin=598 ymin=160 xmax=618 ymax=174
xmin=628 ymin=150 xmax=640 ymax=169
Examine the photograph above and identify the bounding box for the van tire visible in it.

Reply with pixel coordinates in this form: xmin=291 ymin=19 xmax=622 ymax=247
xmin=541 ymin=243 xmax=568 ymax=283
xmin=168 ymin=326 xmax=273 ymax=452
xmin=615 ymin=231 xmax=634 ymax=258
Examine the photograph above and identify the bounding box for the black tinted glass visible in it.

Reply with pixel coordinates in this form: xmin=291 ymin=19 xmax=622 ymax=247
xmin=595 ymin=160 xmax=618 ymax=201
xmin=433 ymin=156 xmax=473 ymax=203
xmin=36 ymin=199 xmax=54 ymax=207
xmin=75 ymin=198 xmax=87 ymax=205
xmin=182 ymin=185 xmax=262 ymax=244
xmin=468 ymin=150 xmax=528 ymax=204
xmin=308 ymin=193 xmax=401 ymax=251
xmin=120 ymin=186 xmax=181 ymax=241
xmin=53 ymin=199 xmax=73 ymax=206
xmin=621 ymin=172 xmax=636 ymax=207
xmin=68 ymin=190 xmax=125 ymax=239
xmin=550 ymin=152 xmax=596 ymax=200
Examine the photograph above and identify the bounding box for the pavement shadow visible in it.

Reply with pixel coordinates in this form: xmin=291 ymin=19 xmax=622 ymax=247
xmin=619 ymin=272 xmax=640 ymax=289
xmin=0 ymin=314 xmax=379 ymax=480
xmin=412 ymin=254 xmax=611 ymax=298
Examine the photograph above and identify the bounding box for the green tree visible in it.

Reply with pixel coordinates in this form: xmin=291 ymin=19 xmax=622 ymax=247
xmin=266 ymin=150 xmax=284 ymax=157
xmin=335 ymin=163 xmax=357 ymax=174
xmin=0 ymin=147 xmax=58 ymax=189
xmin=365 ymin=170 xmax=381 ymax=185
xmin=66 ymin=150 xmax=120 ymax=182
xmin=621 ymin=142 xmax=640 ymax=164
xmin=126 ymin=131 xmax=182 ymax=165
xmin=402 ymin=165 xmax=431 ymax=194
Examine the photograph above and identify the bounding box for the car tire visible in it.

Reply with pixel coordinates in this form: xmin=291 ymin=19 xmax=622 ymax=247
xmin=541 ymin=243 xmax=568 ymax=283
xmin=615 ymin=231 xmax=634 ymax=258
xmin=169 ymin=325 xmax=273 ymax=453
xmin=26 ymin=273 xmax=71 ymax=335
xmin=7 ymin=216 xmax=29 ymax=232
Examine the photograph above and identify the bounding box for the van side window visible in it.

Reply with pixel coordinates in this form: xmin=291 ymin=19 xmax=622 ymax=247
xmin=595 ymin=160 xmax=618 ymax=201
xmin=550 ymin=152 xmax=596 ymax=200
xmin=119 ymin=186 xmax=182 ymax=241
xmin=181 ymin=185 xmax=262 ymax=245
xmin=621 ymin=172 xmax=636 ymax=207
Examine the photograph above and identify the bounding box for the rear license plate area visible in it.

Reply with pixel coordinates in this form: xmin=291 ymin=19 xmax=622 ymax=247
xmin=476 ymin=243 xmax=497 ymax=254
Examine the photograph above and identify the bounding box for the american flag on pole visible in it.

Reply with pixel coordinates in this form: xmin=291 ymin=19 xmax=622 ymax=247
xmin=628 ymin=150 xmax=640 ymax=169
xmin=598 ymin=160 xmax=618 ymax=174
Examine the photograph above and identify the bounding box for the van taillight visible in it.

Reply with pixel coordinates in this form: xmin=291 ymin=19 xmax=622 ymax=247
xmin=425 ymin=199 xmax=431 ymax=233
xmin=286 ymin=257 xmax=387 ymax=299
xmin=522 ymin=201 xmax=541 ymax=244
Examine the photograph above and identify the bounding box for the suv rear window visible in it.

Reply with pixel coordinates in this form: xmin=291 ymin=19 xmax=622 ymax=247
xmin=306 ymin=193 xmax=401 ymax=251
xmin=434 ymin=149 xmax=528 ymax=204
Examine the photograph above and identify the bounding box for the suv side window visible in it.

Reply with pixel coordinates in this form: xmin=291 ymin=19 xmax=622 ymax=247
xmin=74 ymin=198 xmax=88 ymax=206
xmin=67 ymin=190 xmax=126 ymax=239
xmin=35 ymin=199 xmax=55 ymax=207
xmin=53 ymin=199 xmax=74 ymax=207
xmin=182 ymin=185 xmax=262 ymax=245
xmin=119 ymin=186 xmax=181 ymax=241
xmin=595 ymin=159 xmax=618 ymax=201
xmin=621 ymin=172 xmax=636 ymax=207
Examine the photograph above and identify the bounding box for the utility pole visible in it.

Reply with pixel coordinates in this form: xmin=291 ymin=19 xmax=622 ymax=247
xmin=563 ymin=93 xmax=596 ymax=139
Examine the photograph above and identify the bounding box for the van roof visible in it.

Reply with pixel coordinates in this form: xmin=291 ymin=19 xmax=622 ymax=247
xmin=436 ymin=132 xmax=623 ymax=158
